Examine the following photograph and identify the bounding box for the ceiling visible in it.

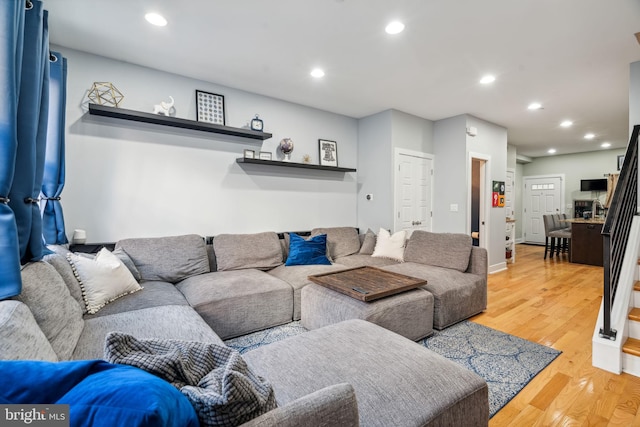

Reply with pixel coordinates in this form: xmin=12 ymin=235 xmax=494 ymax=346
xmin=43 ymin=0 xmax=640 ymax=158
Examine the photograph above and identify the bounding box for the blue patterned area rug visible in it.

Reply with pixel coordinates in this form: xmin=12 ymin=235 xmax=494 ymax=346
xmin=225 ymin=320 xmax=561 ymax=418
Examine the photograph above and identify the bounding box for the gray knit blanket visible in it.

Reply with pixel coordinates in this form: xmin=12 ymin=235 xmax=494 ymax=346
xmin=104 ymin=332 xmax=277 ymax=427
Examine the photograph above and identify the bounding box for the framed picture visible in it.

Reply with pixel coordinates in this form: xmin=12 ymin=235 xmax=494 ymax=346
xmin=195 ymin=90 xmax=225 ymax=125
xmin=243 ymin=149 xmax=255 ymax=159
xmin=318 ymin=139 xmax=338 ymax=167
xmin=259 ymin=151 xmax=272 ymax=161
xmin=618 ymin=154 xmax=624 ymax=171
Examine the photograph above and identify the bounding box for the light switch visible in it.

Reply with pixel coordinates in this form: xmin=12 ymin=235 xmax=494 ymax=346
xmin=450 ymin=204 xmax=458 ymax=212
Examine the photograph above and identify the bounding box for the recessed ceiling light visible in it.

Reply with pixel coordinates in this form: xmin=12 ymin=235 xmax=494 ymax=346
xmin=528 ymin=102 xmax=542 ymax=110
xmin=548 ymin=148 xmax=556 ymax=154
xmin=310 ymin=68 xmax=325 ymax=78
xmin=601 ymin=142 xmax=611 ymax=148
xmin=560 ymin=120 xmax=573 ymax=128
xmin=584 ymin=133 xmax=595 ymax=140
xmin=479 ymin=75 xmax=496 ymax=85
xmin=145 ymin=12 xmax=167 ymax=26
xmin=385 ymin=21 xmax=405 ymax=35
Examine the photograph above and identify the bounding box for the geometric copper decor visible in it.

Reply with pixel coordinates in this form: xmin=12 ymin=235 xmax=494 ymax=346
xmin=87 ymin=82 xmax=124 ymax=107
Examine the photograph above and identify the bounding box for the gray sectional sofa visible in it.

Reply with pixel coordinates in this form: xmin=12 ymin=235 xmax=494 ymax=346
xmin=0 ymin=227 xmax=489 ymax=426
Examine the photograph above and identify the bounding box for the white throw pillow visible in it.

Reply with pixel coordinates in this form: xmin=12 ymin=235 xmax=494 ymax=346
xmin=66 ymin=248 xmax=143 ymax=314
xmin=371 ymin=228 xmax=406 ymax=262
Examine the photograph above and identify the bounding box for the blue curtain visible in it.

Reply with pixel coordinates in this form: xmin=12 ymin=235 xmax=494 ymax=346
xmin=0 ymin=0 xmax=50 ymax=299
xmin=41 ymin=50 xmax=68 ymax=245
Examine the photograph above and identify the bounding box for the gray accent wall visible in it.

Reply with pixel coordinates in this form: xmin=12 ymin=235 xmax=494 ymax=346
xmin=522 ymin=149 xmax=626 ymax=217
xmin=433 ymin=115 xmax=508 ymax=272
xmin=56 ymin=46 xmax=358 ymax=242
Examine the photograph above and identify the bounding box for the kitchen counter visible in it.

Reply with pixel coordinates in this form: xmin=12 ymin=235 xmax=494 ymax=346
xmin=561 ymin=218 xmax=606 ymax=224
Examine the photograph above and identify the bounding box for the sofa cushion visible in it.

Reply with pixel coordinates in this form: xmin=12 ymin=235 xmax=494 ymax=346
xmin=382 ymin=262 xmax=487 ymax=329
xmin=83 ymin=281 xmax=189 ymax=319
xmin=358 ymin=228 xmax=377 ymax=255
xmin=17 ymin=261 xmax=84 ymax=360
xmin=44 ymin=251 xmax=86 ymax=313
xmin=267 ymin=263 xmax=348 ymax=321
xmin=285 ymin=233 xmax=331 ymax=266
xmin=67 ymin=248 xmax=143 ymax=314
xmin=112 ymin=247 xmax=142 ymax=281
xmin=311 ymin=227 xmax=360 ymax=259
xmin=0 ymin=301 xmax=58 ymax=361
xmin=0 ymin=360 xmax=199 ymax=427
xmin=243 ymin=319 xmax=488 ymax=427
xmin=332 ymin=254 xmax=399 ymax=268
xmin=176 ymin=270 xmax=293 ymax=340
xmin=116 ymin=234 xmax=210 ymax=283
xmin=241 ymin=383 xmax=359 ymax=427
xmin=371 ymin=228 xmax=406 ymax=262
xmin=72 ymin=305 xmax=224 ymax=360
xmin=214 ymin=232 xmax=283 ymax=271
xmin=404 ymin=231 xmax=472 ymax=272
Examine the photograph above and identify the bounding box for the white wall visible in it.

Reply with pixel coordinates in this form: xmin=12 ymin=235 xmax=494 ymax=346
xmin=522 ymin=149 xmax=626 ymax=216
xmin=56 ymin=46 xmax=358 ymax=242
xmin=391 ymin=110 xmax=434 ymax=153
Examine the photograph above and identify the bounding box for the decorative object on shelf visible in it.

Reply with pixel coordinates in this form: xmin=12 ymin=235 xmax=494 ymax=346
xmin=492 ymin=181 xmax=505 ymax=207
xmin=72 ymin=229 xmax=87 ymax=244
xmin=152 ymin=96 xmax=176 ymax=116
xmin=302 ymin=154 xmax=311 ymax=164
xmin=319 ymin=139 xmax=338 ymax=167
xmin=618 ymin=154 xmax=625 ymax=171
xmin=196 ymin=90 xmax=225 ymax=125
xmin=250 ymin=114 xmax=264 ymax=131
xmin=243 ymin=149 xmax=255 ymax=159
xmin=259 ymin=151 xmax=272 ymax=160
xmin=87 ymin=82 xmax=124 ymax=107
xmin=279 ymin=138 xmax=294 ymax=162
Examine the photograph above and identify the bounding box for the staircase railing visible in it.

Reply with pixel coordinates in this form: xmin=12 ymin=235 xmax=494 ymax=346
xmin=600 ymin=124 xmax=639 ymax=341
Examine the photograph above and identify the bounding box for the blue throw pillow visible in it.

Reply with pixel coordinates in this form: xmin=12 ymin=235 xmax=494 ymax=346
xmin=285 ymin=233 xmax=332 ymax=266
xmin=0 ymin=360 xmax=198 ymax=427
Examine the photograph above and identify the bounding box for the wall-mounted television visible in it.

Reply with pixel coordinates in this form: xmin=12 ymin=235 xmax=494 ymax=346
xmin=580 ymin=178 xmax=607 ymax=192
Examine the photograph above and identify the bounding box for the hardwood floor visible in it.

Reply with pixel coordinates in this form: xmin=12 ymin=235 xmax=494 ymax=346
xmin=471 ymin=243 xmax=640 ymax=426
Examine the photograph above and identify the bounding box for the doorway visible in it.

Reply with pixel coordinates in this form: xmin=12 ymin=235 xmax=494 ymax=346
xmin=523 ymin=175 xmax=565 ymax=245
xmin=469 ymin=153 xmax=489 ymax=249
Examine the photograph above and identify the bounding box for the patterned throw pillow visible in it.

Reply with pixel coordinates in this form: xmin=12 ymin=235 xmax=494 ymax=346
xmin=67 ymin=248 xmax=143 ymax=314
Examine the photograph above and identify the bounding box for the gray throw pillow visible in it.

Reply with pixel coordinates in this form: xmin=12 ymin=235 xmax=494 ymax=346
xmin=358 ymin=229 xmax=377 ymax=255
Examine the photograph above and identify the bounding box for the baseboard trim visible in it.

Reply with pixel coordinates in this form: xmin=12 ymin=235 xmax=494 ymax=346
xmin=489 ymin=262 xmax=507 ymax=274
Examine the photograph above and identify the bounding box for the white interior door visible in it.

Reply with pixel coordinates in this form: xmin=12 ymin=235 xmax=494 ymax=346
xmin=395 ymin=150 xmax=433 ymax=235
xmin=523 ymin=175 xmax=564 ymax=244
xmin=505 ymin=168 xmax=515 ymax=219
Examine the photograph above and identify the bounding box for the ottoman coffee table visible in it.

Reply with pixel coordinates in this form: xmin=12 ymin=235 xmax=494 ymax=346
xmin=301 ymin=266 xmax=434 ymax=340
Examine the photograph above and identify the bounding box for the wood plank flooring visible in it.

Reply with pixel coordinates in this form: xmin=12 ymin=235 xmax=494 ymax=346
xmin=471 ymin=243 xmax=640 ymax=426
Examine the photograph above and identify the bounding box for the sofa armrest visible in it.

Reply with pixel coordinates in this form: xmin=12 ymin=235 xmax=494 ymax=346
xmin=240 ymin=383 xmax=359 ymax=427
xmin=466 ymin=246 xmax=488 ymax=276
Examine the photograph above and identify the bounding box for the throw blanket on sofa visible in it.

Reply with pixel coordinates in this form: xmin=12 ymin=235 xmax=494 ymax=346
xmin=104 ymin=332 xmax=277 ymax=427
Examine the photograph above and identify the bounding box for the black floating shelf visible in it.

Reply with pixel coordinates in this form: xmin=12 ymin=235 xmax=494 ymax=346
xmin=88 ymin=103 xmax=272 ymax=141
xmin=236 ymin=157 xmax=356 ymax=172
